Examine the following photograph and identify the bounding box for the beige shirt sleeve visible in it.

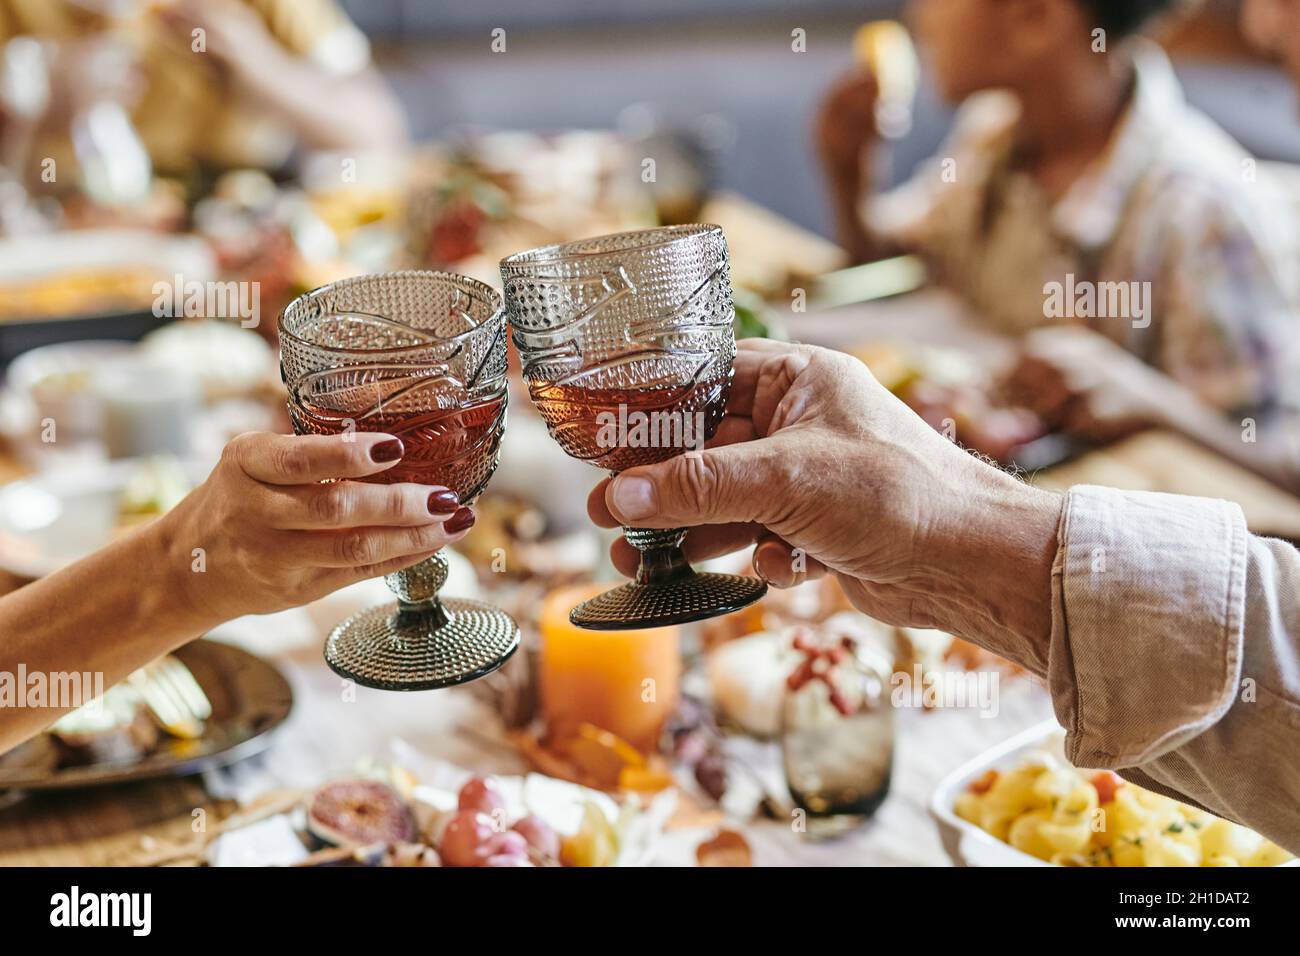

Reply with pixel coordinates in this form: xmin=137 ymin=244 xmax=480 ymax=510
xmin=1047 ymin=484 xmax=1300 ymax=852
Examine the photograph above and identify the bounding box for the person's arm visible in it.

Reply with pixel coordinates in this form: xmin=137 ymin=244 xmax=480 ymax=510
xmin=586 ymin=339 xmax=1300 ymax=850
xmin=1143 ymin=173 xmax=1300 ymax=489
xmin=156 ymin=0 xmax=408 ymax=152
xmin=0 ymin=519 xmax=214 ymax=753
xmin=0 ymin=431 xmax=473 ymax=752
xmin=820 ymin=87 xmax=1014 ymax=271
xmin=814 ymin=68 xmax=884 ymax=264
xmin=1144 ymin=387 xmax=1300 ymax=494
xmin=236 ymin=59 xmax=407 ymax=153
xmin=1005 ymin=325 xmax=1300 ymax=493
xmin=1046 ymin=484 xmax=1300 ymax=854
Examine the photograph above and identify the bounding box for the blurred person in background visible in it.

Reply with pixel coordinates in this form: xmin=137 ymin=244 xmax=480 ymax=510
xmin=816 ymin=0 xmax=1300 ymax=489
xmin=0 ymin=0 xmax=407 ymax=192
xmin=1242 ymin=0 xmax=1300 ymax=111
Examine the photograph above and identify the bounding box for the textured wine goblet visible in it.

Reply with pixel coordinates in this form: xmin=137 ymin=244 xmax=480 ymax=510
xmin=501 ymin=224 xmax=767 ymax=629
xmin=280 ymin=271 xmax=519 ymax=689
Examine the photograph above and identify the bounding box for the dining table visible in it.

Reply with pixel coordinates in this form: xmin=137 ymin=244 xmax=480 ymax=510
xmin=3 ymin=207 xmax=1300 ymax=867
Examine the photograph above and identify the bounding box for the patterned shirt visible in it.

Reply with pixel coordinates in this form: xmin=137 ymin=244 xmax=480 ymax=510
xmin=869 ymin=42 xmax=1300 ymax=418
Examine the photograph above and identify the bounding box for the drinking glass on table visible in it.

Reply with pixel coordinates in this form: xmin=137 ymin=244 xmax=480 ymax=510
xmin=782 ymin=633 xmax=894 ymax=839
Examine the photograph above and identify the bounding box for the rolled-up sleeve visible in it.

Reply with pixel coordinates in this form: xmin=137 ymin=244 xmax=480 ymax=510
xmin=1048 ymin=484 xmax=1300 ymax=850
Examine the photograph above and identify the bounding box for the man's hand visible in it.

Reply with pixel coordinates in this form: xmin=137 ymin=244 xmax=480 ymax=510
xmin=587 ymin=340 xmax=1062 ymax=666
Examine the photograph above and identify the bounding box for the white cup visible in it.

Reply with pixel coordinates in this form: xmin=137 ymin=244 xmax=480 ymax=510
xmin=92 ymin=358 xmax=201 ymax=460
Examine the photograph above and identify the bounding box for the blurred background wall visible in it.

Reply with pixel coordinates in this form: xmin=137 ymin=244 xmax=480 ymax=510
xmin=342 ymin=0 xmax=1299 ymax=237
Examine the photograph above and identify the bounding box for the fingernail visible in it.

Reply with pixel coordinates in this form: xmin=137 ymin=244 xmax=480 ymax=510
xmin=445 ymin=507 xmax=475 ymax=534
xmin=611 ymin=476 xmax=656 ymax=521
xmin=427 ymin=490 xmax=460 ymax=515
xmin=370 ymin=438 xmax=404 ymax=463
xmin=752 ymin=544 xmax=788 ymax=588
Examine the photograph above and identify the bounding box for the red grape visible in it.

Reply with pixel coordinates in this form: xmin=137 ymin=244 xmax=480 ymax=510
xmin=511 ymin=815 xmax=560 ymax=859
xmin=458 ymin=776 xmax=508 ymax=817
xmin=439 ymin=810 xmax=497 ymax=867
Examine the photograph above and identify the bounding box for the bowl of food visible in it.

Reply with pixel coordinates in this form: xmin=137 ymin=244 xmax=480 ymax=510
xmin=0 ymin=230 xmax=215 ymax=364
xmin=930 ymin=720 xmax=1296 ymax=867
xmin=4 ymin=340 xmax=136 ymax=444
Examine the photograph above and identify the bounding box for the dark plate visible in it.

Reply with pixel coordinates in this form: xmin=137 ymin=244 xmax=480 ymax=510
xmin=0 ymin=639 xmax=293 ymax=791
xmin=0 ymin=307 xmax=173 ymax=369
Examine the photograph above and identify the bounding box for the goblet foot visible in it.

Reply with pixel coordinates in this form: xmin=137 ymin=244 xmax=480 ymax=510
xmin=324 ymin=598 xmax=520 ymax=691
xmin=568 ymin=571 xmax=767 ymax=630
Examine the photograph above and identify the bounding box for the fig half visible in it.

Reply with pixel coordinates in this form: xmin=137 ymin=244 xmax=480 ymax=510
xmin=306 ymin=779 xmax=415 ymax=847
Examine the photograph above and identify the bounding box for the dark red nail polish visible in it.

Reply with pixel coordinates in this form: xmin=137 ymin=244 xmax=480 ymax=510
xmin=428 ymin=490 xmax=460 ymax=515
xmin=445 ymin=507 xmax=475 ymax=534
xmin=370 ymin=438 xmax=404 ymax=463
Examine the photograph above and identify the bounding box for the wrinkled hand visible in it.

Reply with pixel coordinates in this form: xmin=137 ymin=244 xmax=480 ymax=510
xmin=158 ymin=432 xmax=475 ymax=625
xmin=587 ymin=340 xmax=1060 ymax=656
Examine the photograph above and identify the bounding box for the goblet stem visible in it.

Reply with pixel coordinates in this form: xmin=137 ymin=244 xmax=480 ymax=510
xmin=568 ymin=521 xmax=767 ymax=629
xmin=326 ymin=546 xmax=519 ymax=689
xmin=624 ymin=526 xmax=694 ymax=586
xmin=385 ymin=553 xmax=452 ymax=631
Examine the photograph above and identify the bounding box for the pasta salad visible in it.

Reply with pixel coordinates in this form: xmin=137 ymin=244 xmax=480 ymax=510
xmin=953 ymin=754 xmax=1293 ymax=867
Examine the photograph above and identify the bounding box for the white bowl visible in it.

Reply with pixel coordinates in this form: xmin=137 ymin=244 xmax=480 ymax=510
xmin=4 ymin=340 xmax=135 ymax=443
xmin=929 ymin=719 xmax=1298 ymax=867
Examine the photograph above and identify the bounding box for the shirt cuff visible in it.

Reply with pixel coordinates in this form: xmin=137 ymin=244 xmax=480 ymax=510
xmin=1048 ymin=485 xmax=1247 ymax=768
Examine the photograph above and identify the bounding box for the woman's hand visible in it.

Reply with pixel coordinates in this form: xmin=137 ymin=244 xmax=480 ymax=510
xmin=587 ymin=340 xmax=1062 ymax=665
xmin=0 ymin=430 xmax=475 ymax=750
xmin=158 ymin=431 xmax=475 ymax=627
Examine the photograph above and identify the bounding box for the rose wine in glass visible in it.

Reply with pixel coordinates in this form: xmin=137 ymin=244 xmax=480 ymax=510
xmin=279 ymin=271 xmax=519 ymax=690
xmin=501 ymin=224 xmax=767 ymax=630
xmin=290 ymin=394 xmax=507 ymax=498
xmin=526 ymin=371 xmax=731 ymax=472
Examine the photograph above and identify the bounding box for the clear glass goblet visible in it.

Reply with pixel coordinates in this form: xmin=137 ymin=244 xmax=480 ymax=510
xmin=500 ymin=224 xmax=767 ymax=629
xmin=279 ymin=271 xmax=519 ymax=689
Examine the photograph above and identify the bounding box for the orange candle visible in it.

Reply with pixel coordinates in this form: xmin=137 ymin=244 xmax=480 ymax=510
xmin=538 ymin=583 xmax=681 ymax=754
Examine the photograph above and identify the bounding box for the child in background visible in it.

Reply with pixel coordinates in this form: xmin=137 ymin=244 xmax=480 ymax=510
xmin=816 ymin=0 xmax=1300 ymax=485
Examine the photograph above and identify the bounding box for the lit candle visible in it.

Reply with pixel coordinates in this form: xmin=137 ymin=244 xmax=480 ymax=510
xmin=538 ymin=582 xmax=681 ymax=754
